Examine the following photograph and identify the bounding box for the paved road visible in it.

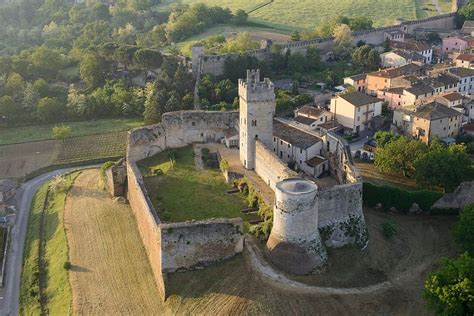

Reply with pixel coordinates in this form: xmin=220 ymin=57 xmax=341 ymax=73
xmin=0 ymin=166 xmax=97 ymax=316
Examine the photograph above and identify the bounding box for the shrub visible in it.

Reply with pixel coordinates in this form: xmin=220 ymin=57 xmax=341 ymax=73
xmin=381 ymin=220 xmax=398 ymax=239
xmin=100 ymin=161 xmax=115 ymax=178
xmin=220 ymin=159 xmax=229 ymax=171
xmin=453 ymin=204 xmax=474 ymax=255
xmin=63 ymin=261 xmax=71 ymax=270
xmin=363 ymin=182 xmax=442 ymax=213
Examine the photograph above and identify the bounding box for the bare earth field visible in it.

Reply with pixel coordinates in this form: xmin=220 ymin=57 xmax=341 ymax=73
xmin=64 ymin=169 xmax=163 ymax=314
xmin=165 ymin=209 xmax=457 ymax=315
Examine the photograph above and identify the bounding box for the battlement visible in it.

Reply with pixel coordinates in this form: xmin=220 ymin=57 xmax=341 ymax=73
xmin=238 ymin=69 xmax=275 ymax=102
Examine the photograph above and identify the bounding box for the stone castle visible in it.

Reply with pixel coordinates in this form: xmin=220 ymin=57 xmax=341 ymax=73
xmin=117 ymin=69 xmax=368 ymax=300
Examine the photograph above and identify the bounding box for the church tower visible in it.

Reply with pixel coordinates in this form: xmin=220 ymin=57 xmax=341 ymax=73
xmin=239 ymin=70 xmax=275 ymax=170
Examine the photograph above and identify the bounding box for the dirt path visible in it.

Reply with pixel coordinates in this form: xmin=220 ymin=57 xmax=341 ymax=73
xmin=64 ymin=169 xmax=163 ymax=315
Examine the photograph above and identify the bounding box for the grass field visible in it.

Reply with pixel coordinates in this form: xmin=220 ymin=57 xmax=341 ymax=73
xmin=20 ymin=172 xmax=79 ymax=315
xmin=0 ymin=118 xmax=142 ymax=146
xmin=139 ymin=146 xmax=246 ymax=222
xmin=157 ymin=0 xmax=453 ymax=30
xmin=64 ymin=170 xmax=162 ymax=314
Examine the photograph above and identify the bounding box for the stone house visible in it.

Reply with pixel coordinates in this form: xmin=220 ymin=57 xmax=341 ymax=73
xmin=384 ymin=29 xmax=405 ymax=42
xmin=377 ymin=87 xmax=405 ymax=109
xmin=393 ymin=101 xmax=463 ymax=143
xmin=390 ymin=40 xmax=433 ymax=64
xmin=294 ymin=105 xmax=333 ymax=128
xmin=380 ymin=50 xmax=425 ymax=68
xmin=343 ymin=74 xmax=367 ymax=92
xmin=447 ymin=67 xmax=474 ymax=95
xmin=272 ymin=119 xmax=327 ymax=177
xmin=442 ymin=36 xmax=468 ymax=53
xmin=329 ymin=91 xmax=383 ymax=133
xmin=366 ymin=63 xmax=422 ymax=95
xmin=455 ymin=53 xmax=474 ymax=69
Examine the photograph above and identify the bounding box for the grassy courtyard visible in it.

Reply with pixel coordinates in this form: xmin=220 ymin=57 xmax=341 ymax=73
xmin=138 ymin=146 xmax=246 ymax=222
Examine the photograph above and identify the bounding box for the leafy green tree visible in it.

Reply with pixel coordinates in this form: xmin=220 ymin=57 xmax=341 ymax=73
xmin=5 ymin=73 xmax=25 ymax=96
xmin=306 ymin=47 xmax=321 ymax=70
xmin=52 ymin=124 xmax=71 ymax=141
xmin=333 ymin=24 xmax=353 ymax=59
xmin=374 ymin=131 xmax=397 ymax=148
xmin=143 ymin=82 xmax=160 ymax=125
xmin=375 ymin=136 xmax=428 ymax=177
xmin=32 ymin=79 xmax=49 ymax=97
xmin=134 ymin=48 xmax=163 ymax=74
xmin=414 ymin=143 xmax=473 ymax=192
xmin=220 ymin=32 xmax=259 ymax=53
xmin=0 ymin=96 xmax=16 ymax=121
xmin=291 ymin=30 xmax=301 ymax=41
xmin=233 ymin=9 xmax=248 ymax=25
xmin=29 ymin=46 xmax=64 ymax=80
xmin=114 ymin=44 xmax=138 ymax=70
xmin=352 ymin=44 xmax=380 ymax=70
xmin=453 ymin=205 xmax=474 ymax=255
xmin=347 ymin=16 xmax=373 ymax=31
xmin=36 ymin=97 xmax=64 ymax=123
xmin=424 ymin=252 xmax=474 ymax=315
xmin=80 ymin=54 xmax=105 ymax=88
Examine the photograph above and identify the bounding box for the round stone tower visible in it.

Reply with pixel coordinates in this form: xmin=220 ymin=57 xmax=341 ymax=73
xmin=266 ymin=178 xmax=327 ymax=275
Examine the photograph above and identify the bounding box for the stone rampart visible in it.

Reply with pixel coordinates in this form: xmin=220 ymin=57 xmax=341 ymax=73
xmin=126 ymin=110 xmax=243 ymax=300
xmin=317 ymin=182 xmax=368 ymax=248
xmin=160 ymin=218 xmax=244 ymax=272
xmin=255 ymin=140 xmax=297 ymax=191
xmin=194 ymin=13 xmax=457 ymax=77
xmin=126 ymin=161 xmax=166 ymax=299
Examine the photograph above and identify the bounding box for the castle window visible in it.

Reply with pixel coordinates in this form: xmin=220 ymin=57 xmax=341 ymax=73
xmin=251 ymin=120 xmax=257 ymax=126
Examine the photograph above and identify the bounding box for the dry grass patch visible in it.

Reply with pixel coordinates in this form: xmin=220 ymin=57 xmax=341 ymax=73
xmin=64 ymin=169 xmax=163 ymax=314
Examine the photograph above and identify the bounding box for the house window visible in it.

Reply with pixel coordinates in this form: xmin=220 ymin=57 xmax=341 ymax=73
xmin=280 ymin=141 xmax=283 ymax=145
xmin=251 ymin=120 xmax=257 ymax=126
xmin=273 ymin=137 xmax=276 ymax=142
xmin=288 ymin=144 xmax=291 ymax=148
xmin=299 ymin=160 xmax=302 ymax=164
xmin=300 ymin=149 xmax=303 ymax=154
xmin=192 ymin=122 xmax=195 ymax=126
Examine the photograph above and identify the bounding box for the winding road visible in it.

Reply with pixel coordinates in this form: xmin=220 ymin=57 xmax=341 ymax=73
xmin=0 ymin=166 xmax=96 ymax=316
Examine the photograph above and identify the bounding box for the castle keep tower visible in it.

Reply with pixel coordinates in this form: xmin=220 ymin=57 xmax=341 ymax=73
xmin=266 ymin=179 xmax=327 ymax=275
xmin=239 ymin=69 xmax=275 ymax=170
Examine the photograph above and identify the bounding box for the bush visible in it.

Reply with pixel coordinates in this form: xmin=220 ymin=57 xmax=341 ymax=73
xmin=381 ymin=220 xmax=398 ymax=239
xmin=453 ymin=204 xmax=474 ymax=255
xmin=100 ymin=161 xmax=115 ymax=178
xmin=63 ymin=261 xmax=71 ymax=270
xmin=363 ymin=182 xmax=442 ymax=213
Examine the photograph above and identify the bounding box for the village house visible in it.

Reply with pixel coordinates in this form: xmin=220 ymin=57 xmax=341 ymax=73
xmin=380 ymin=50 xmax=425 ymax=68
xmin=366 ymin=63 xmax=422 ymax=95
xmin=329 ymin=91 xmax=383 ymax=133
xmin=455 ymin=53 xmax=474 ymax=69
xmin=447 ymin=67 xmax=474 ymax=95
xmin=272 ymin=119 xmax=328 ymax=177
xmin=442 ymin=35 xmax=469 ymax=53
xmin=293 ymin=105 xmax=333 ymax=130
xmin=393 ymin=101 xmax=463 ymax=143
xmin=343 ymin=74 xmax=367 ymax=92
xmin=464 ymin=122 xmax=474 ymax=135
xmin=377 ymin=87 xmax=405 ymax=109
xmin=437 ymin=92 xmax=464 ymax=108
xmin=390 ymin=40 xmax=433 ymax=64
xmin=0 ymin=179 xmax=17 ymax=205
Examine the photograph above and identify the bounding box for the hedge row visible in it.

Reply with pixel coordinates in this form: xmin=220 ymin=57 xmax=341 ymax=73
xmin=363 ymin=182 xmax=443 ymax=213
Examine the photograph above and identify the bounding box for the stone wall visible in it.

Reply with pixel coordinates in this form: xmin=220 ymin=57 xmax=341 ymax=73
xmin=317 ymin=182 xmax=368 ymax=248
xmin=105 ymin=158 xmax=127 ymax=197
xmin=126 ymin=161 xmax=166 ymax=299
xmin=125 ymin=110 xmax=244 ymax=300
xmin=193 ymin=13 xmax=457 ymax=78
xmin=127 ymin=110 xmax=239 ymax=161
xmin=160 ymin=218 xmax=244 ymax=272
xmin=255 ymin=140 xmax=297 ymax=191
